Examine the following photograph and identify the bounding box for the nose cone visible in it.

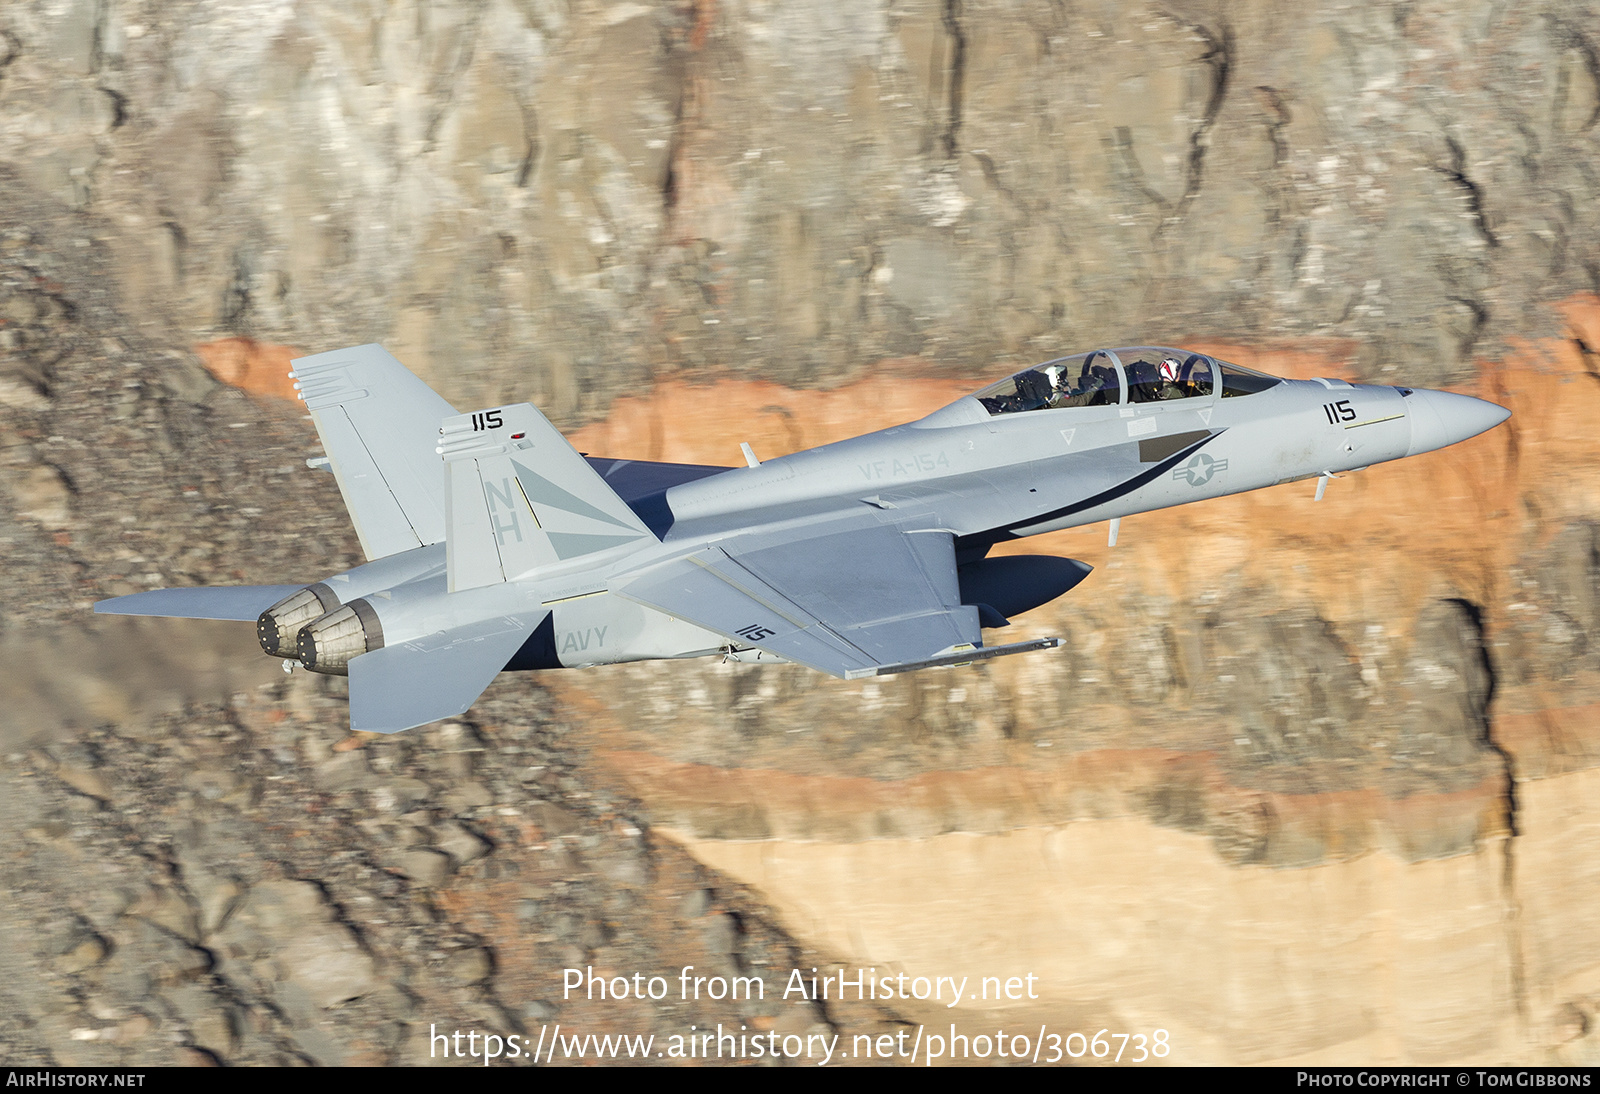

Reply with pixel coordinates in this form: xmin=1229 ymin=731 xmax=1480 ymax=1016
xmin=1407 ymin=389 xmax=1511 ymax=457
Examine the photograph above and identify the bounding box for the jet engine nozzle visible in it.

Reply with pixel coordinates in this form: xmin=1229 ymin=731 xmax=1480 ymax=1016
xmin=297 ymin=599 xmax=385 ymax=676
xmin=257 ymin=583 xmax=341 ymax=657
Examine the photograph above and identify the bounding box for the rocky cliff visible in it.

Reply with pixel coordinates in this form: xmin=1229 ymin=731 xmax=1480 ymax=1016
xmin=2 ymin=0 xmax=1599 ymax=1066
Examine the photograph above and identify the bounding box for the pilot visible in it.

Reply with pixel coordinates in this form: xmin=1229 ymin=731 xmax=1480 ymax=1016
xmin=1014 ymin=367 xmax=1054 ymax=411
xmin=1126 ymin=358 xmax=1159 ymax=403
xmin=1057 ymin=362 xmax=1099 ymax=407
xmin=1040 ymin=363 xmax=1069 ymax=407
xmin=1157 ymin=357 xmax=1187 ymax=400
xmin=1084 ymin=363 xmax=1116 ymax=406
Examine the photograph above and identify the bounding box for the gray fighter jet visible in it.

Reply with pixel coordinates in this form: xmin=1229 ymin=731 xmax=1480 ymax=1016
xmin=96 ymin=344 xmax=1509 ymax=734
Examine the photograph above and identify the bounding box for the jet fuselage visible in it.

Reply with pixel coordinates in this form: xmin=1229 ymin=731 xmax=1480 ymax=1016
xmin=347 ymin=372 xmax=1502 ymax=671
xmin=97 ymin=343 xmax=1510 ymax=733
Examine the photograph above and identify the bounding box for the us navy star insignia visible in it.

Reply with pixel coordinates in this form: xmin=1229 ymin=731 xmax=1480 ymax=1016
xmin=1174 ymin=452 xmax=1229 ymax=486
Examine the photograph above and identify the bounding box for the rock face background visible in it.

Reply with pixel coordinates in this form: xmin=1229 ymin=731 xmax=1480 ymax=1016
xmin=1 ymin=0 xmax=1598 ymax=1066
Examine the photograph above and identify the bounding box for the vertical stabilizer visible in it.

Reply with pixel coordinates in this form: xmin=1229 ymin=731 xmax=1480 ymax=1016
xmin=290 ymin=344 xmax=458 ymax=560
xmin=438 ymin=404 xmax=657 ymax=592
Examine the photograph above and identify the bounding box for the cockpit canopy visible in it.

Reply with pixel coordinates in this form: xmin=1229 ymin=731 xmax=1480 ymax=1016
xmin=975 ymin=347 xmax=1281 ymax=416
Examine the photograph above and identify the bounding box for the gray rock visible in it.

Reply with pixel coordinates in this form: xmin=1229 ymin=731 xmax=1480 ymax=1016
xmin=53 ymin=934 xmax=107 ymax=974
xmin=701 ymin=912 xmax=740 ymax=958
xmin=211 ymin=881 xmax=377 ymax=1010
xmin=194 ymin=878 xmax=242 ymax=938
xmin=435 ymin=821 xmax=490 ymax=867
xmin=444 ymin=947 xmax=492 ymax=985
xmin=53 ymin=763 xmax=110 ymax=803
xmin=128 ymin=887 xmax=200 ymax=944
xmin=680 ymin=888 xmax=712 ymax=918
xmin=181 ymin=768 xmax=238 ymax=801
xmin=391 ymin=849 xmax=453 ymax=888
xmin=289 ymin=1021 xmax=347 ymax=1067
xmin=315 ymin=751 xmax=374 ymax=792
xmin=530 ymin=802 xmax=583 ymax=837
xmin=441 ymin=781 xmax=492 ymax=815
xmin=370 ymin=778 xmax=431 ymax=813
xmin=164 ymin=985 xmax=237 ymax=1058
xmin=8 ymin=465 xmax=72 ymax=527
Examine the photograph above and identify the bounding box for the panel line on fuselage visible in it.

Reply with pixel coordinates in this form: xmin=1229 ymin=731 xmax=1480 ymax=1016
xmin=995 ymin=429 xmax=1224 ymax=539
xmin=1344 ymin=413 xmax=1405 ymax=430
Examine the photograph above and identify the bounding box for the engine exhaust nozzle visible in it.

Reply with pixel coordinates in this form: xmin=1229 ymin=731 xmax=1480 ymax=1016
xmin=257 ymin=583 xmax=340 ymax=658
xmin=297 ymin=598 xmax=385 ymax=676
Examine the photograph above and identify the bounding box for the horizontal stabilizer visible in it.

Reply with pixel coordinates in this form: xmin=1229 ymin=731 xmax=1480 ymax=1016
xmin=94 ymin=585 xmax=306 ymax=622
xmin=347 ymin=611 xmax=546 ymax=734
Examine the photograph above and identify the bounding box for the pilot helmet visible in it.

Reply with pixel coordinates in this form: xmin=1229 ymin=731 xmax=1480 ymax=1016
xmin=1159 ymin=357 xmax=1182 ymax=382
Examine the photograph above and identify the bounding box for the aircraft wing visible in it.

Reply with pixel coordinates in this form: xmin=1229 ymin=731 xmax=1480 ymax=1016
xmin=616 ymin=517 xmax=1056 ymax=679
xmin=347 ymin=610 xmax=547 ymax=734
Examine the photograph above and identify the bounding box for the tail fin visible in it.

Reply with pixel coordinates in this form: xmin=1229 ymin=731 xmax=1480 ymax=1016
xmin=290 ymin=344 xmax=458 ymax=560
xmin=438 ymin=403 xmax=657 ymax=592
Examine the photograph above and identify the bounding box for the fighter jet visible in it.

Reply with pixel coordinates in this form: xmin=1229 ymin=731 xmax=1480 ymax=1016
xmin=95 ymin=344 xmax=1510 ymax=734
